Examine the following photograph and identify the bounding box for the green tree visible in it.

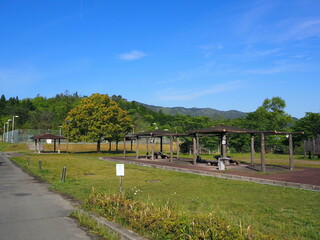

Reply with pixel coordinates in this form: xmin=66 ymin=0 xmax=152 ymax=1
xmin=244 ymin=97 xmax=293 ymax=152
xmin=245 ymin=97 xmax=292 ymax=131
xmin=292 ymin=112 xmax=320 ymax=140
xmin=63 ymin=93 xmax=132 ymax=152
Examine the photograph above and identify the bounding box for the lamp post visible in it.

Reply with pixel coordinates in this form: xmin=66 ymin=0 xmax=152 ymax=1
xmin=6 ymin=119 xmax=11 ymax=143
xmin=59 ymin=126 xmax=62 ymax=136
xmin=11 ymin=116 xmax=19 ymax=143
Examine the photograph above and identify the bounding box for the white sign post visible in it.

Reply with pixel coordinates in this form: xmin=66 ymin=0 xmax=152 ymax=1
xmin=116 ymin=164 xmax=125 ymax=194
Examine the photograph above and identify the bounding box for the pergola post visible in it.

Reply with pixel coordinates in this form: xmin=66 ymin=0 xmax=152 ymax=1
xmin=54 ymin=139 xmax=57 ymax=152
xmin=146 ymin=138 xmax=149 ymax=155
xmin=176 ymin=137 xmax=180 ymax=160
xmin=58 ymin=139 xmax=61 ymax=153
xmin=160 ymin=136 xmax=163 ymax=153
xmin=38 ymin=139 xmax=41 ymax=153
xmin=151 ymin=136 xmax=155 ymax=160
xmin=34 ymin=139 xmax=37 ymax=153
xmin=250 ymin=134 xmax=255 ymax=166
xmin=221 ymin=133 xmax=227 ymax=158
xmin=169 ymin=135 xmax=173 ymax=162
xmin=312 ymin=139 xmax=316 ymax=158
xmin=303 ymin=140 xmax=306 ymax=159
xmin=261 ymin=133 xmax=266 ymax=172
xmin=123 ymin=137 xmax=126 ymax=158
xmin=136 ymin=137 xmax=139 ymax=159
xmin=289 ymin=134 xmax=294 ymax=170
xmin=193 ymin=135 xmax=197 ymax=164
xmin=196 ymin=135 xmax=200 ymax=155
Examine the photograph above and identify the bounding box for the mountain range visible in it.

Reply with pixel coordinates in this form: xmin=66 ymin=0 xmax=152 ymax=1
xmin=140 ymin=103 xmax=247 ymax=119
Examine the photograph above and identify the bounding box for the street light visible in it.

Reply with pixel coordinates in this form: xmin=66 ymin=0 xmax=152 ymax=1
xmin=11 ymin=116 xmax=19 ymax=143
xmin=6 ymin=119 xmax=11 ymax=143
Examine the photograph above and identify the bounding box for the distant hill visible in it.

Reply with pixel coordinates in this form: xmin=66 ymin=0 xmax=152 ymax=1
xmin=139 ymin=103 xmax=247 ymax=119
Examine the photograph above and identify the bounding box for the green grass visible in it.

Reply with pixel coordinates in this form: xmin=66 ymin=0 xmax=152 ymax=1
xmin=9 ymin=151 xmax=320 ymax=240
xmin=71 ymin=209 xmax=120 ymax=240
xmin=0 ymin=142 xmax=29 ymax=152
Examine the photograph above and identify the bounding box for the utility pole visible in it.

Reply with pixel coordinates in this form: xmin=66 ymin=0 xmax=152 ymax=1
xmin=6 ymin=119 xmax=11 ymax=142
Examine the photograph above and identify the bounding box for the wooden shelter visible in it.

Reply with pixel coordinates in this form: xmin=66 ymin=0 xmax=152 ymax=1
xmin=189 ymin=125 xmax=303 ymax=171
xmin=31 ymin=133 xmax=66 ymax=153
xmin=127 ymin=130 xmax=186 ymax=162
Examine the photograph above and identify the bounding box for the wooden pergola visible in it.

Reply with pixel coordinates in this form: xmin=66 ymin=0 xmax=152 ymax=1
xmin=31 ymin=133 xmax=66 ymax=154
xmin=189 ymin=125 xmax=304 ymax=171
xmin=124 ymin=130 xmax=186 ymax=162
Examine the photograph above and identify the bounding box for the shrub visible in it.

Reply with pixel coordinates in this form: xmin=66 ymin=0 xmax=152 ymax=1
xmin=84 ymin=191 xmax=272 ymax=240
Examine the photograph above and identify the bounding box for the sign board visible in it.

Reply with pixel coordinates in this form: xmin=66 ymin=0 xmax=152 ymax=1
xmin=116 ymin=164 xmax=125 ymax=176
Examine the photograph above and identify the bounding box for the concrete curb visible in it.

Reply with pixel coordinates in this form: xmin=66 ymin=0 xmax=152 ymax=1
xmin=75 ymin=209 xmax=148 ymax=240
xmin=100 ymin=157 xmax=320 ymax=192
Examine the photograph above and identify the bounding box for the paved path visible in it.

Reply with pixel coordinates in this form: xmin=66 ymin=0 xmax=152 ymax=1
xmin=0 ymin=152 xmax=91 ymax=240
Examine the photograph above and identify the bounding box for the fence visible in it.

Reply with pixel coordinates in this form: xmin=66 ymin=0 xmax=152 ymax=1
xmin=2 ymin=129 xmax=61 ymax=143
xmin=304 ymin=134 xmax=320 ymax=157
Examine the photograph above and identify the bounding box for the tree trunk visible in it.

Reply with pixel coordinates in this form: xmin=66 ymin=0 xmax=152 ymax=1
xmin=116 ymin=141 xmax=119 ymax=152
xmin=97 ymin=140 xmax=101 ymax=153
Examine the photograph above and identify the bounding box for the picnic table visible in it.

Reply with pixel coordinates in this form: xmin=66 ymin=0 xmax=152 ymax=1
xmin=214 ymin=155 xmax=239 ymax=166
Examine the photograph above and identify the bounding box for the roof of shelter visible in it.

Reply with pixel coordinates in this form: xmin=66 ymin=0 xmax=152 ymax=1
xmin=135 ymin=130 xmax=187 ymax=137
xmin=125 ymin=133 xmax=137 ymax=140
xmin=188 ymin=124 xmax=304 ymax=135
xmin=31 ymin=133 xmax=66 ymax=140
xmin=188 ymin=124 xmax=260 ymax=134
xmin=262 ymin=130 xmax=304 ymax=135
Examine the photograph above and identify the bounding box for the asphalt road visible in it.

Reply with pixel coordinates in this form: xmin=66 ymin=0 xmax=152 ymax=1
xmin=0 ymin=152 xmax=91 ymax=240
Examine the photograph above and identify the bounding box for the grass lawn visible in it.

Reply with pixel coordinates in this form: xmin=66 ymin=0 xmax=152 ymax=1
xmin=5 ymin=143 xmax=318 ymax=240
xmin=2 ymin=142 xmax=320 ymax=239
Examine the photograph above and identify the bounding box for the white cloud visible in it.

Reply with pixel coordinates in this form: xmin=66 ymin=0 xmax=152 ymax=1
xmin=244 ymin=66 xmax=286 ymax=74
xmin=155 ymin=80 xmax=243 ymax=101
xmin=199 ymin=43 xmax=224 ymax=58
xmin=118 ymin=50 xmax=146 ymax=61
xmin=286 ymin=19 xmax=320 ymax=40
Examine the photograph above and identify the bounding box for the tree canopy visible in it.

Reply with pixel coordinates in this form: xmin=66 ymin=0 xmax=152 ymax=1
xmin=245 ymin=97 xmax=292 ymax=131
xmin=292 ymin=112 xmax=320 ymax=141
xmin=62 ymin=93 xmax=132 ymax=152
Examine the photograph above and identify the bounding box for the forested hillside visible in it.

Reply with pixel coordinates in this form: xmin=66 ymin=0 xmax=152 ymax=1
xmin=140 ymin=103 xmax=247 ymax=119
xmin=0 ymin=92 xmax=220 ymax=134
xmin=1 ymin=92 xmax=319 ymax=152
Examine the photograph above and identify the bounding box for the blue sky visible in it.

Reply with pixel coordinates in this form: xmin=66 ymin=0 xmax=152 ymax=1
xmin=1 ymin=0 xmax=320 ymax=118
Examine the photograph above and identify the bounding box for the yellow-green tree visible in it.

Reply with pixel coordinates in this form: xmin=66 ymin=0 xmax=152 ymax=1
xmin=63 ymin=93 xmax=132 ymax=152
